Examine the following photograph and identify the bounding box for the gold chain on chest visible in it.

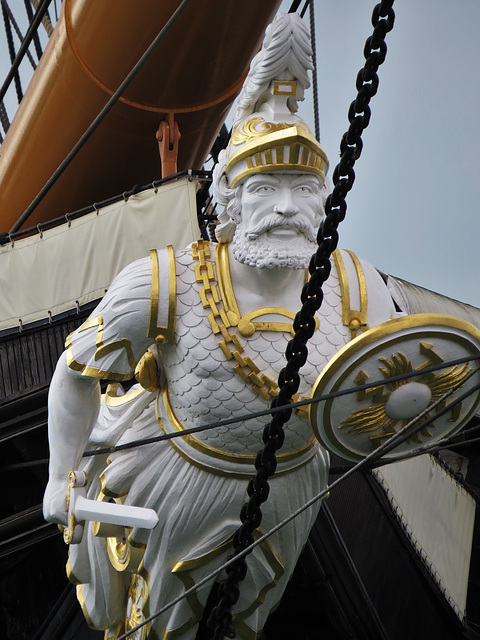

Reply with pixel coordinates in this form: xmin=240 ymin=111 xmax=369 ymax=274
xmin=191 ymin=240 xmax=308 ymax=415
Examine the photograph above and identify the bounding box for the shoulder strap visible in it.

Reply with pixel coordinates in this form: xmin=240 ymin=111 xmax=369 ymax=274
xmin=148 ymin=246 xmax=176 ymax=344
xmin=332 ymin=248 xmax=369 ymax=339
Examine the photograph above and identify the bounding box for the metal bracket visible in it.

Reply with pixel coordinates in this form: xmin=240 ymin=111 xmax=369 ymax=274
xmin=156 ymin=112 xmax=181 ymax=178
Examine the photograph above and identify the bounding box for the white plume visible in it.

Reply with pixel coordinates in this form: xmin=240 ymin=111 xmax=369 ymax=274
xmin=233 ymin=13 xmax=313 ymax=124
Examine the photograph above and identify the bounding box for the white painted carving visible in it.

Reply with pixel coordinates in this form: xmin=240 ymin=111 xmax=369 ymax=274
xmin=43 ymin=12 xmax=401 ymax=639
xmin=234 ymin=13 xmax=313 ymax=123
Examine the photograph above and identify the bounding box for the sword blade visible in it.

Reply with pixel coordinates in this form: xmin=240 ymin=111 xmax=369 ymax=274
xmin=74 ymin=495 xmax=158 ymax=529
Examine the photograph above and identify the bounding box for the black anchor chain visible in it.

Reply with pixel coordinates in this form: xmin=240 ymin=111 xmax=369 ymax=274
xmin=209 ymin=2 xmax=395 ymax=637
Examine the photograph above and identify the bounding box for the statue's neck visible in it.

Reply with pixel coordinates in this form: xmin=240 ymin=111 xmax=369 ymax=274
xmin=227 ymin=243 xmax=307 ymax=315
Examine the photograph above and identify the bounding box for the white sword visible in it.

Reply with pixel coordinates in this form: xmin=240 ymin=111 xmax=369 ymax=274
xmin=63 ymin=470 xmax=158 ymax=545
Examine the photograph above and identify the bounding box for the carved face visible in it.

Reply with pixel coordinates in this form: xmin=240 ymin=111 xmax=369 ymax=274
xmin=231 ymin=172 xmax=324 ymax=269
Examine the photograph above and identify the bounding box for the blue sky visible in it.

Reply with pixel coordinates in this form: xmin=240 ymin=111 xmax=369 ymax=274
xmin=1 ymin=1 xmax=479 ymax=306
xmin=291 ymin=0 xmax=480 ymax=307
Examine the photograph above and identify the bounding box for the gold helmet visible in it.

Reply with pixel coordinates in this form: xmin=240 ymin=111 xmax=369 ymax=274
xmin=223 ymin=14 xmax=329 ymax=189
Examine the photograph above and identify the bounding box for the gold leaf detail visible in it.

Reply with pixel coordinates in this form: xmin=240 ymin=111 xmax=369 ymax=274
xmin=378 ymin=352 xmax=413 ymax=390
xmin=230 ymin=117 xmax=307 ymax=147
xmin=340 ymin=402 xmax=397 ymax=436
xmin=340 ymin=347 xmax=471 ymax=446
xmin=135 ymin=350 xmax=161 ymax=392
xmin=420 ymin=362 xmax=471 ymax=399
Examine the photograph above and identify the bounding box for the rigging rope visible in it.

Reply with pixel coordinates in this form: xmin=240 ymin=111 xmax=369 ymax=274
xmin=373 ymin=421 xmax=480 ymax=467
xmin=82 ymin=352 xmax=480 ymax=458
xmin=2 ymin=0 xmax=37 ymax=70
xmin=29 ymin=0 xmax=54 ymax=37
xmin=9 ymin=0 xmax=194 ymax=234
xmin=0 ymin=0 xmax=51 ymax=106
xmin=0 ymin=99 xmax=10 ymax=136
xmin=209 ymin=4 xmax=396 ymax=637
xmin=24 ymin=0 xmax=43 ymax=61
xmin=287 ymin=1 xmax=303 ymax=14
xmin=115 ymin=364 xmax=472 ymax=640
xmin=1 ymin=0 xmax=23 ymax=103
xmin=307 ymin=0 xmax=320 ymax=142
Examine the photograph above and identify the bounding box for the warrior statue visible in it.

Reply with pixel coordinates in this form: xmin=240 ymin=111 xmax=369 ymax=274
xmin=43 ymin=14 xmax=404 ymax=640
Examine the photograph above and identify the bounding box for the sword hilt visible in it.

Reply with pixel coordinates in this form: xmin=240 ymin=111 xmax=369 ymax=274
xmin=63 ymin=470 xmax=158 ymax=545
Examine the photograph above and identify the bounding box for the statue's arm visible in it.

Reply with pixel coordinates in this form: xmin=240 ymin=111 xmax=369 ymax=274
xmin=43 ymin=356 xmax=101 ymax=525
xmin=43 ymin=253 xmax=160 ymax=525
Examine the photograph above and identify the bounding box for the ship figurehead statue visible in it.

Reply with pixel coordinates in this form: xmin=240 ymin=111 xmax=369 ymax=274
xmin=213 ymin=12 xmax=329 ymax=270
xmin=43 ymin=12 xmax=480 ymax=640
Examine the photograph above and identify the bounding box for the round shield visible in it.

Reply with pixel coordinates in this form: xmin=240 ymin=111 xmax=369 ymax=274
xmin=309 ymin=313 xmax=480 ymax=462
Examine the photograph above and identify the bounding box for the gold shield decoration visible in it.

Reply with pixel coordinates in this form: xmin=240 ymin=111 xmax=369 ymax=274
xmin=309 ymin=314 xmax=480 ymax=462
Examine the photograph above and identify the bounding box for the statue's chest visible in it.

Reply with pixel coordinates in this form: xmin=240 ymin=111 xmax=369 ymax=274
xmin=164 ymin=276 xmax=351 ymax=396
xmin=159 ymin=253 xmax=353 ymax=452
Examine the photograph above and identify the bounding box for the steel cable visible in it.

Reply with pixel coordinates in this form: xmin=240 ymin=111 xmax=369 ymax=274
xmin=115 ymin=360 xmax=475 ymax=640
xmin=82 ymin=352 xmax=480 ymax=458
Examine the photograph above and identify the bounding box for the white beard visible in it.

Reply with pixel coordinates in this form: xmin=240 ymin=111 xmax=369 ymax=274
xmin=231 ymin=220 xmax=318 ymax=269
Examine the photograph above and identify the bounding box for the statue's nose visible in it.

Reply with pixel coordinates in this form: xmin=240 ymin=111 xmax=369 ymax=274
xmin=273 ymin=188 xmax=299 ymax=217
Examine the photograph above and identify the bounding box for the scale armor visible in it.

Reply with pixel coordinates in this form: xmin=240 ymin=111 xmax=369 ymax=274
xmin=159 ymin=244 xmax=351 ymax=472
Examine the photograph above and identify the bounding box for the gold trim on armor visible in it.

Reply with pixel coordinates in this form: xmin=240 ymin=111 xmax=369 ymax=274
xmin=124 ymin=564 xmax=152 ymax=639
xmin=162 ymin=384 xmax=316 ymax=466
xmin=99 ymin=471 xmax=128 ymax=499
xmin=66 ymin=558 xmax=82 ymax=585
xmin=66 ymin=352 xmax=135 ymax=382
xmin=103 ymin=383 xmax=146 ymax=406
xmin=216 ymin=241 xmax=241 ymax=325
xmin=216 ymin=242 xmax=319 ymax=335
xmin=76 ymin=584 xmax=96 ymax=629
xmin=309 ymin=313 xmax=480 ymax=459
xmin=192 ymin=241 xmax=314 ymax=411
xmin=83 ymin=316 xmax=137 ymax=367
xmin=169 ymin=530 xmax=284 ymax=640
xmin=229 ymin=118 xmax=301 ymax=147
xmin=226 ymin=121 xmax=328 ymax=188
xmin=233 ymin=620 xmax=261 ymax=640
xmin=272 ymin=80 xmax=297 ymax=96
xmin=332 ymin=249 xmax=369 ymax=339
xmin=148 ymin=246 xmax=176 ymax=344
xmin=231 ymin=163 xmax=326 ymax=189
xmin=104 ymin=622 xmax=125 ymax=640
xmin=233 ymin=528 xmax=284 ymax=629
xmin=65 ymin=315 xmax=137 ymax=382
xmin=346 ymin=249 xmax=368 ymax=323
xmin=107 ymin=529 xmax=146 ymax=572
xmin=172 ymin=539 xmax=233 ymax=574
xmin=168 ymin=538 xmax=234 ymax=639
xmin=148 ymin=249 xmax=159 ymax=337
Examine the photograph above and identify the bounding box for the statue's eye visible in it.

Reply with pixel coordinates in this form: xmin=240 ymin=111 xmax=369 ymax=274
xmin=295 ymin=185 xmax=313 ymax=194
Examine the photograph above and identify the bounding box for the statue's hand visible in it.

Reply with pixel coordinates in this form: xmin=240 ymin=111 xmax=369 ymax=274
xmin=43 ymin=476 xmax=69 ymax=526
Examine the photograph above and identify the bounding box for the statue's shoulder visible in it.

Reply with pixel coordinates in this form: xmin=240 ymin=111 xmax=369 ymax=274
xmin=331 ymin=248 xmax=401 ymax=338
xmin=148 ymin=241 xmax=217 ymax=345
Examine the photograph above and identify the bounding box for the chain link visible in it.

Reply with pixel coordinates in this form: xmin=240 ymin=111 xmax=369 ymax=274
xmin=210 ymin=3 xmax=395 ymax=637
xmin=192 ymin=240 xmax=310 ymax=412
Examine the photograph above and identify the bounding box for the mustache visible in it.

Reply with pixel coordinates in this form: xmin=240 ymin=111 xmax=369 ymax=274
xmin=245 ymin=213 xmax=317 ymax=242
